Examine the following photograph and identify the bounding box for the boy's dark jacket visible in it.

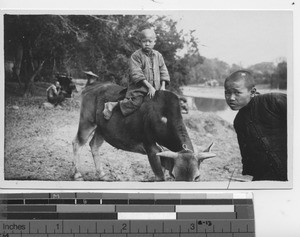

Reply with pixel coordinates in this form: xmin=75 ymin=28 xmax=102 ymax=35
xmin=233 ymin=93 xmax=287 ymax=181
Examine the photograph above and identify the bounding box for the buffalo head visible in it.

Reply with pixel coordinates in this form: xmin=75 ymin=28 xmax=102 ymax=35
xmin=157 ymin=142 xmax=216 ymax=181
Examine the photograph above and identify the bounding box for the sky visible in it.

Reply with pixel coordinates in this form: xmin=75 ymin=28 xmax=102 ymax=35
xmin=166 ymin=10 xmax=293 ymax=67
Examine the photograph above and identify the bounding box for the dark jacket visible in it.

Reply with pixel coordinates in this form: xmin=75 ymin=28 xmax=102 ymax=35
xmin=234 ymin=93 xmax=287 ymax=181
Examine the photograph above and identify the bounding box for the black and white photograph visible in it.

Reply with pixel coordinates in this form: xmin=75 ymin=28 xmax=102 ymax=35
xmin=1 ymin=10 xmax=293 ymax=189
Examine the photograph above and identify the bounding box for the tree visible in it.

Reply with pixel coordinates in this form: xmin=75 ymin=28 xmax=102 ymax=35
xmin=247 ymin=62 xmax=276 ymax=86
xmin=170 ymin=30 xmax=204 ymax=87
xmin=271 ymin=61 xmax=287 ymax=89
xmin=4 ymin=15 xmax=81 ymax=96
xmin=4 ymin=14 xmax=201 ymax=95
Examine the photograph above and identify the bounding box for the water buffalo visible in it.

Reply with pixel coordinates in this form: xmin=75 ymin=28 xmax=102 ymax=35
xmin=72 ymin=83 xmax=216 ymax=181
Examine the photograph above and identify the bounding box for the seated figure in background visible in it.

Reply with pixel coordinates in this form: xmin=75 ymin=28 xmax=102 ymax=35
xmin=47 ymin=81 xmax=65 ymax=106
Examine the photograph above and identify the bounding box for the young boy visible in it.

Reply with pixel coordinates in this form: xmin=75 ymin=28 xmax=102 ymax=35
xmin=224 ymin=70 xmax=287 ymax=181
xmin=103 ymin=28 xmax=170 ymax=119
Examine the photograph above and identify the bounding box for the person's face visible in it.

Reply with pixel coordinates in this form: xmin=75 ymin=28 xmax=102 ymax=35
xmin=224 ymin=79 xmax=254 ymax=110
xmin=141 ymin=36 xmax=156 ymax=52
xmin=55 ymin=81 xmax=60 ymax=87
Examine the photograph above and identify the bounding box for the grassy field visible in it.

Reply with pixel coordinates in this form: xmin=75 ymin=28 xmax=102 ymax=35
xmin=4 ymin=82 xmax=251 ymax=182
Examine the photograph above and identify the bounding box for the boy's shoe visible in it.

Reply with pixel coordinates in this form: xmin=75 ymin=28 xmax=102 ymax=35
xmin=103 ymin=102 xmax=118 ymax=120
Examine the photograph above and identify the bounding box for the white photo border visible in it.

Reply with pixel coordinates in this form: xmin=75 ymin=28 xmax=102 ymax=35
xmin=0 ymin=3 xmax=295 ymax=190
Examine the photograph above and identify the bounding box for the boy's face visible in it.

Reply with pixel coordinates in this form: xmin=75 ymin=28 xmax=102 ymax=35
xmin=224 ymin=78 xmax=254 ymax=110
xmin=141 ymin=36 xmax=156 ymax=52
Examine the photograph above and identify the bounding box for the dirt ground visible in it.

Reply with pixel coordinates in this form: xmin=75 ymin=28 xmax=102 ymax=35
xmin=4 ymin=83 xmax=252 ymax=182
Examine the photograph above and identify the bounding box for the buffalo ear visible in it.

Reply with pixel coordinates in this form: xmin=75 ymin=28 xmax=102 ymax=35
xmin=203 ymin=142 xmax=214 ymax=152
xmin=156 ymin=151 xmax=179 ymax=159
xmin=196 ymin=152 xmax=216 ymax=161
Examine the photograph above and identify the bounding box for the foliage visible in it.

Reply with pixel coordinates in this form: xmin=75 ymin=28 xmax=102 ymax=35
xmin=247 ymin=60 xmax=287 ymax=89
xmin=182 ymin=56 xmax=287 ymax=89
xmin=272 ymin=61 xmax=287 ymax=89
xmin=180 ymin=56 xmax=231 ymax=86
xmin=4 ymin=14 xmax=193 ymax=94
xmin=4 ymin=14 xmax=288 ymax=95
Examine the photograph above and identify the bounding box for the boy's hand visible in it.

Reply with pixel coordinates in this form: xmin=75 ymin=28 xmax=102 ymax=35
xmin=148 ymin=86 xmax=156 ymax=99
xmin=142 ymin=80 xmax=156 ymax=99
xmin=160 ymin=81 xmax=166 ymax=91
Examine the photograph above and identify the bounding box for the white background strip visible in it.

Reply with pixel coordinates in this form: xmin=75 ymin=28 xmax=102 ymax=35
xmin=176 ymin=205 xmax=234 ymax=212
xmin=118 ymin=212 xmax=176 ymax=220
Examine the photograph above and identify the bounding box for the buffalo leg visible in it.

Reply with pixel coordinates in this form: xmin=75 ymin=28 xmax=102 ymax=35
xmin=145 ymin=144 xmax=165 ymax=181
xmin=72 ymin=121 xmax=96 ymax=180
xmin=89 ymin=128 xmax=105 ymax=179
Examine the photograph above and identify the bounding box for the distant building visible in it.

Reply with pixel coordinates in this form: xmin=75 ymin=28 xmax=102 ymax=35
xmin=205 ymin=79 xmax=219 ymax=87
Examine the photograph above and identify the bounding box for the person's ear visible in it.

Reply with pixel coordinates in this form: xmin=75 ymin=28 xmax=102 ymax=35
xmin=250 ymin=87 xmax=256 ymax=97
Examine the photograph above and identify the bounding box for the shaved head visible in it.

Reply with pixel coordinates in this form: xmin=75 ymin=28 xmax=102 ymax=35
xmin=224 ymin=70 xmax=256 ymax=110
xmin=140 ymin=29 xmax=156 ymax=40
xmin=225 ymin=70 xmax=255 ymax=90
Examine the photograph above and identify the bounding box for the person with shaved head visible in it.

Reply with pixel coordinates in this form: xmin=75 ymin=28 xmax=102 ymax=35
xmin=103 ymin=28 xmax=170 ymax=119
xmin=224 ymin=70 xmax=287 ymax=181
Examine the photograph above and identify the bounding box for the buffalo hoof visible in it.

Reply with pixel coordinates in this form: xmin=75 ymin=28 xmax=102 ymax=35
xmin=74 ymin=172 xmax=84 ymax=181
xmin=155 ymin=176 xmax=165 ymax=182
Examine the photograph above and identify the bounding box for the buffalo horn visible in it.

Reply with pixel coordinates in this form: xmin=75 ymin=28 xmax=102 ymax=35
xmin=156 ymin=151 xmax=179 ymax=159
xmin=196 ymin=152 xmax=216 ymax=161
xmin=203 ymin=142 xmax=214 ymax=152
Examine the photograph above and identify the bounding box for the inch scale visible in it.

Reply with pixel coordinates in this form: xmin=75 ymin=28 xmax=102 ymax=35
xmin=0 ymin=192 xmax=255 ymax=237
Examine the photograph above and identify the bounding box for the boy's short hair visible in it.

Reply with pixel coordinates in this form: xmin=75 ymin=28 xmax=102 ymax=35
xmin=225 ymin=70 xmax=255 ymax=90
xmin=140 ymin=29 xmax=156 ymax=40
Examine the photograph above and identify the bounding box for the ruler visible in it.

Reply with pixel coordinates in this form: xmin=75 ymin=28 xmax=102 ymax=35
xmin=0 ymin=192 xmax=255 ymax=237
